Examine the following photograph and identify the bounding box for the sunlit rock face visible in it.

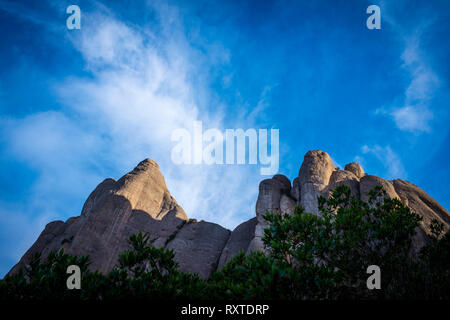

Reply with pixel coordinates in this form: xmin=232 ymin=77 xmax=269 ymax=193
xmin=251 ymin=150 xmax=449 ymax=256
xmin=344 ymin=162 xmax=365 ymax=180
xmin=8 ymin=150 xmax=449 ymax=278
xmin=322 ymin=169 xmax=360 ymax=200
xmin=298 ymin=150 xmax=336 ymax=215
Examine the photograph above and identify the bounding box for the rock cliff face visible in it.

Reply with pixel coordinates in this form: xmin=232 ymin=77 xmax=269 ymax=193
xmin=9 ymin=159 xmax=230 ymax=278
xmin=8 ymin=150 xmax=450 ymax=278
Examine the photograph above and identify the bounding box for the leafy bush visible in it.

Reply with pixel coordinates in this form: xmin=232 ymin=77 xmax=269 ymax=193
xmin=0 ymin=250 xmax=89 ymax=301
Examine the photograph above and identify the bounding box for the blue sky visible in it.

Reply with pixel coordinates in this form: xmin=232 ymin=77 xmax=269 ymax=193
xmin=0 ymin=0 xmax=449 ymax=277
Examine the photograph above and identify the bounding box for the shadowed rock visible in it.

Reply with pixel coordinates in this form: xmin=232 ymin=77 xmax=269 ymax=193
xmin=166 ymin=221 xmax=230 ymax=279
xmin=247 ymin=175 xmax=294 ymax=252
xmin=217 ymin=217 xmax=257 ymax=269
xmin=291 ymin=177 xmax=301 ymax=202
xmin=360 ymin=175 xmax=400 ymax=203
xmin=392 ymin=179 xmax=450 ymax=234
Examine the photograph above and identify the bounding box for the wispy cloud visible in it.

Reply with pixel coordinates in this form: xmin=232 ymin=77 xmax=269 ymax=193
xmin=390 ymin=29 xmax=438 ymax=133
xmin=390 ymin=105 xmax=433 ymax=132
xmin=1 ymin=2 xmax=262 ymax=238
xmin=376 ymin=8 xmax=440 ymax=134
xmin=361 ymin=145 xmax=406 ymax=179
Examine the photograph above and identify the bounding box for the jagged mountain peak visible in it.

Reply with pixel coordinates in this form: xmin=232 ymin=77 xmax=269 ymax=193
xmin=7 ymin=150 xmax=449 ymax=278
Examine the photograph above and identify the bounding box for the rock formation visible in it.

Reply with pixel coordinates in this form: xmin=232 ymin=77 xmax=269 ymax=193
xmin=8 ymin=159 xmax=229 ymax=278
xmin=297 ymin=150 xmax=336 ymax=215
xmin=8 ymin=150 xmax=450 ymax=278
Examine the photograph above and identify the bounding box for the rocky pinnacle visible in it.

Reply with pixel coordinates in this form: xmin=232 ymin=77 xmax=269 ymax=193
xmin=8 ymin=150 xmax=450 ymax=278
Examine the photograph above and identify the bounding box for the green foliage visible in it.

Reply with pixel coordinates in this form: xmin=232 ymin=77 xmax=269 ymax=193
xmin=209 ymin=185 xmax=449 ymax=300
xmin=207 ymin=250 xmax=290 ymax=299
xmin=261 ymin=185 xmax=418 ymax=298
xmin=260 ymin=185 xmax=449 ymax=299
xmin=417 ymin=219 xmax=450 ymax=299
xmin=1 ymin=185 xmax=449 ymax=300
xmin=81 ymin=231 xmax=207 ymax=300
xmin=119 ymin=232 xmax=178 ymax=278
xmin=0 ymin=250 xmax=89 ymax=301
xmin=1 ymin=232 xmax=206 ymax=300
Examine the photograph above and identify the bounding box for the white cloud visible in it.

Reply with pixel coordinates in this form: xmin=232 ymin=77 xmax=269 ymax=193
xmin=245 ymin=85 xmax=278 ymax=125
xmin=377 ymin=13 xmax=440 ymax=134
xmin=361 ymin=145 xmax=406 ymax=179
xmin=391 ymin=105 xmax=433 ymax=132
xmin=2 ymin=3 xmax=262 ymax=235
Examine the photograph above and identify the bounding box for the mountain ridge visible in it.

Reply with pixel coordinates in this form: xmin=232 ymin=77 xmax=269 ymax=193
xmin=7 ymin=150 xmax=450 ymax=279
